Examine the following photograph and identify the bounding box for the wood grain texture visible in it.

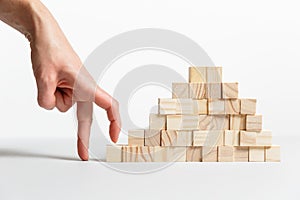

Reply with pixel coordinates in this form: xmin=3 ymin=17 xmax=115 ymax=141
xmin=144 ymin=130 xmax=161 ymax=146
xmin=225 ymin=99 xmax=240 ymax=114
xmin=249 ymin=147 xmax=265 ymax=162
xmin=153 ymin=147 xmax=186 ymax=162
xmin=240 ymin=99 xmax=257 ymax=114
xmin=207 ymin=83 xmax=222 ymax=99
xmin=186 ymin=147 xmax=202 ymax=162
xmin=206 ymin=67 xmax=222 ymax=83
xmin=172 ymin=82 xmax=189 ymax=98
xmin=218 ymin=146 xmax=234 ymax=162
xmin=209 ymin=115 xmax=230 ymax=130
xmin=246 ymin=115 xmax=262 ymax=131
xmin=149 ymin=114 xmax=166 ymax=130
xmin=230 ymin=115 xmax=246 ymax=130
xmin=158 ymin=98 xmax=177 ymax=115
xmin=106 ymin=145 xmax=123 ymax=162
xmin=256 ymin=130 xmax=272 ymax=146
xmin=161 ymin=130 xmax=192 ymax=146
xmin=122 ymin=146 xmax=155 ymax=162
xmin=193 ymin=130 xmax=223 ymax=147
xmin=224 ymin=130 xmax=239 ymax=146
xmin=176 ymin=99 xmax=194 ymax=114
xmin=189 ymin=83 xmax=207 ymax=99
xmin=189 ymin=67 xmax=206 ymax=83
xmin=202 ymin=146 xmax=218 ymax=162
xmin=193 ymin=99 xmax=208 ymax=114
xmin=222 ymin=82 xmax=238 ymax=99
xmin=240 ymin=131 xmax=257 ymax=146
xmin=234 ymin=147 xmax=249 ymax=162
xmin=128 ymin=129 xmax=144 ymax=146
xmin=208 ymin=99 xmax=225 ymax=114
xmin=167 ymin=115 xmax=199 ymax=130
xmin=265 ymin=145 xmax=280 ymax=162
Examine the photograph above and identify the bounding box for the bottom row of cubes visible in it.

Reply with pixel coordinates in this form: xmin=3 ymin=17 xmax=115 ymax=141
xmin=106 ymin=145 xmax=280 ymax=162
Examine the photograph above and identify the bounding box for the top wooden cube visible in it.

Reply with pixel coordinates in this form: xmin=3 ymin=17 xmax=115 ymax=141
xmin=189 ymin=67 xmax=222 ymax=83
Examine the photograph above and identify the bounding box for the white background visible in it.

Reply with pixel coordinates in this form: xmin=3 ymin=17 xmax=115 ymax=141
xmin=0 ymin=0 xmax=299 ymax=199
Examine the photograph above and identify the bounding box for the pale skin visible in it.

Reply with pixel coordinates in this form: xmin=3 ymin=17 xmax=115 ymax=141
xmin=0 ymin=0 xmax=121 ymax=161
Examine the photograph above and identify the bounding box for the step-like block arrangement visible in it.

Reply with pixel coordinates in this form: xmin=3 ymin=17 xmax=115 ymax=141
xmin=107 ymin=66 xmax=280 ymax=162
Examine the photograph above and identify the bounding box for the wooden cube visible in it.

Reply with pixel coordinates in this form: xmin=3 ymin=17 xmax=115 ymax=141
xmin=128 ymin=129 xmax=144 ymax=146
xmin=153 ymin=147 xmax=186 ymax=162
xmin=149 ymin=114 xmax=166 ymax=130
xmin=189 ymin=83 xmax=207 ymax=99
xmin=122 ymin=146 xmax=155 ymax=162
xmin=206 ymin=67 xmax=222 ymax=83
xmin=208 ymin=99 xmax=225 ymax=115
xmin=265 ymin=146 xmax=280 ymax=162
xmin=230 ymin=115 xmax=246 ymax=130
xmin=193 ymin=99 xmax=208 ymax=114
xmin=186 ymin=147 xmax=202 ymax=162
xmin=256 ymin=130 xmax=272 ymax=146
xmin=106 ymin=145 xmax=123 ymax=162
xmin=240 ymin=131 xmax=257 ymax=146
xmin=218 ymin=146 xmax=234 ymax=162
xmin=167 ymin=115 xmax=199 ymax=130
xmin=207 ymin=83 xmax=222 ymax=99
xmin=193 ymin=130 xmax=208 ymax=146
xmin=225 ymin=99 xmax=240 ymax=114
xmin=194 ymin=130 xmax=223 ymax=147
xmin=176 ymin=99 xmax=194 ymax=114
xmin=224 ymin=130 xmax=239 ymax=146
xmin=202 ymin=146 xmax=218 ymax=162
xmin=222 ymin=82 xmax=238 ymax=99
xmin=172 ymin=82 xmax=189 ymax=98
xmin=249 ymin=147 xmax=265 ymax=162
xmin=240 ymin=99 xmax=256 ymax=114
xmin=234 ymin=147 xmax=249 ymax=162
xmin=208 ymin=115 xmax=230 ymax=130
xmin=144 ymin=130 xmax=160 ymax=146
xmin=189 ymin=67 xmax=206 ymax=83
xmin=158 ymin=98 xmax=177 ymax=115
xmin=161 ymin=130 xmax=192 ymax=146
xmin=246 ymin=115 xmax=262 ymax=131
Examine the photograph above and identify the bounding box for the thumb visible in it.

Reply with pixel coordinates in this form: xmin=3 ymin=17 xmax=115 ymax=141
xmin=36 ymin=78 xmax=57 ymax=110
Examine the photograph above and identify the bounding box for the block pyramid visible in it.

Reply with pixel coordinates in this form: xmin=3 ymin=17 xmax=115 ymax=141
xmin=106 ymin=67 xmax=280 ymax=162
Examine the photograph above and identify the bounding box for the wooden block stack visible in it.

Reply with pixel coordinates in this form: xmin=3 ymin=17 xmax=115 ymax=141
xmin=106 ymin=67 xmax=280 ymax=162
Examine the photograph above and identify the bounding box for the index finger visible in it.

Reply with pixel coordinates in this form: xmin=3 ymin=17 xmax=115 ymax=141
xmin=94 ymin=86 xmax=121 ymax=143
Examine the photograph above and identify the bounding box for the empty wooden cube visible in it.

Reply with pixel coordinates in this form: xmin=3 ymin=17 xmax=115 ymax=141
xmin=249 ymin=147 xmax=265 ymax=162
xmin=153 ymin=147 xmax=186 ymax=162
xmin=224 ymin=130 xmax=239 ymax=146
xmin=122 ymin=146 xmax=155 ymax=162
xmin=186 ymin=147 xmax=202 ymax=162
xmin=172 ymin=82 xmax=189 ymax=98
xmin=246 ymin=115 xmax=262 ymax=131
xmin=225 ymin=99 xmax=240 ymax=114
xmin=189 ymin=67 xmax=206 ymax=83
xmin=206 ymin=67 xmax=222 ymax=83
xmin=149 ymin=114 xmax=166 ymax=130
xmin=106 ymin=145 xmax=123 ymax=162
xmin=256 ymin=130 xmax=272 ymax=146
xmin=222 ymin=82 xmax=238 ymax=99
xmin=240 ymin=131 xmax=257 ymax=146
xmin=218 ymin=146 xmax=234 ymax=162
xmin=202 ymin=146 xmax=218 ymax=162
xmin=234 ymin=147 xmax=249 ymax=162
xmin=161 ymin=130 xmax=192 ymax=146
xmin=240 ymin=99 xmax=256 ymax=114
xmin=208 ymin=115 xmax=230 ymax=130
xmin=193 ymin=99 xmax=208 ymax=114
xmin=158 ymin=98 xmax=177 ymax=114
xmin=208 ymin=99 xmax=225 ymax=115
xmin=189 ymin=83 xmax=207 ymax=99
xmin=207 ymin=83 xmax=222 ymax=99
xmin=128 ymin=129 xmax=144 ymax=146
xmin=230 ymin=115 xmax=246 ymax=130
xmin=167 ymin=115 xmax=199 ymax=130
xmin=145 ymin=130 xmax=160 ymax=146
xmin=265 ymin=146 xmax=280 ymax=162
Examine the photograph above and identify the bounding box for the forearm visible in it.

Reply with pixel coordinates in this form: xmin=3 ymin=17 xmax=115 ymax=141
xmin=0 ymin=0 xmax=61 ymax=42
